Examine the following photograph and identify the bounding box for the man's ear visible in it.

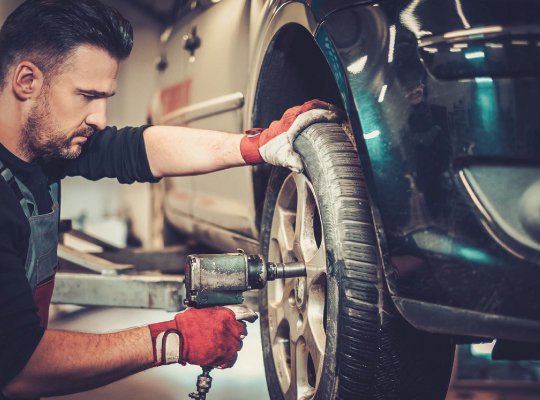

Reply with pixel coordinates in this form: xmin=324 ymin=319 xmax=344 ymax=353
xmin=12 ymin=61 xmax=44 ymax=101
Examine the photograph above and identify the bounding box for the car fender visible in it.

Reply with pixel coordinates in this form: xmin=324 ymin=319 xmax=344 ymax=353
xmin=245 ymin=1 xmax=395 ymax=298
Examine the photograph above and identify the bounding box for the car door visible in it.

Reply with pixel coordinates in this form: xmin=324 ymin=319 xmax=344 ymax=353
xmin=157 ymin=0 xmax=258 ymax=241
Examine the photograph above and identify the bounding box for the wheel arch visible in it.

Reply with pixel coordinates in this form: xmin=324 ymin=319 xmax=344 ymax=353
xmin=248 ymin=2 xmax=403 ymax=322
xmin=249 ymin=17 xmax=347 ymax=230
xmin=248 ymin=5 xmax=385 ymax=255
xmin=250 ymin=23 xmax=344 ymax=128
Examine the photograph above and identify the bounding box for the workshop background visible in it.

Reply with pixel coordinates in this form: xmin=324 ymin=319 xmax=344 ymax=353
xmin=0 ymin=1 xmax=539 ymax=399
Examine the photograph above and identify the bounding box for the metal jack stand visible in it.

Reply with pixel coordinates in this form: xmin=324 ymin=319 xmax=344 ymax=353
xmin=52 ymin=224 xmax=187 ymax=312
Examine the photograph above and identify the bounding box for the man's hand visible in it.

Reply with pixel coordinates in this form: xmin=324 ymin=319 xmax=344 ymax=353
xmin=148 ymin=306 xmax=256 ymax=368
xmin=240 ymin=99 xmax=344 ymax=172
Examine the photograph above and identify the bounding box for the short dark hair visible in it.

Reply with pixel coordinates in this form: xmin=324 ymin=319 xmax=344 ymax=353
xmin=0 ymin=0 xmax=133 ymax=88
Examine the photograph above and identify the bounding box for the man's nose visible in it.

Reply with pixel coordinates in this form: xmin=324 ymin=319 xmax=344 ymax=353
xmin=85 ymin=99 xmax=107 ymax=131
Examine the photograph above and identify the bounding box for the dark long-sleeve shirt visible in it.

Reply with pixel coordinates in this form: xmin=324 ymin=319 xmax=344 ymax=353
xmin=0 ymin=125 xmax=158 ymax=388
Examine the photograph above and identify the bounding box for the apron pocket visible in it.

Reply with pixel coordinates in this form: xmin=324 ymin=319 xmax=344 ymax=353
xmin=36 ymin=246 xmax=58 ymax=284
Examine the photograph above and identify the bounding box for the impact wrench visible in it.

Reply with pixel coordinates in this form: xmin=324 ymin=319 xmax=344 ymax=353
xmin=184 ymin=251 xmax=307 ymax=399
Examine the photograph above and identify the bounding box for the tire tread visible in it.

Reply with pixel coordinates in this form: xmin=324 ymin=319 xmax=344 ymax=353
xmin=301 ymin=124 xmax=382 ymax=398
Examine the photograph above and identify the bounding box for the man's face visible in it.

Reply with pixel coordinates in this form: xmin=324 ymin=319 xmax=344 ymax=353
xmin=21 ymin=45 xmax=119 ymax=159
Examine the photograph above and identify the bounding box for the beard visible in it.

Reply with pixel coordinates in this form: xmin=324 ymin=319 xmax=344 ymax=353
xmin=20 ymin=95 xmax=95 ymax=160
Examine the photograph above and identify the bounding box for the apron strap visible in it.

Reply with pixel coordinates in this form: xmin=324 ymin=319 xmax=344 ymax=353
xmin=0 ymin=159 xmax=58 ymax=220
xmin=0 ymin=159 xmax=25 ymax=203
xmin=49 ymin=181 xmax=61 ymax=226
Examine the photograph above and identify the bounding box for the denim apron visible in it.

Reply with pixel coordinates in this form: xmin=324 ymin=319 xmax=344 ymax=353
xmin=0 ymin=160 xmax=59 ymax=328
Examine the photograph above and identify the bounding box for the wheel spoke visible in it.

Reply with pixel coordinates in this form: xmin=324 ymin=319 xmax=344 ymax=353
xmin=295 ymin=338 xmax=312 ymax=400
xmin=299 ymin=390 xmax=316 ymax=400
xmin=282 ymin=280 xmax=301 ymax=341
xmin=269 ymin=279 xmax=295 ymax=394
xmin=267 ymin=301 xmax=286 ymax=344
xmin=271 ymin=205 xmax=295 ymax=258
xmin=289 ymin=334 xmax=318 ymax=400
xmin=284 ymin=339 xmax=299 ymax=400
xmin=302 ymin=318 xmax=325 ymax=387
xmin=292 ymin=175 xmax=317 ymax=262
xmin=305 ymin=241 xmax=327 ymax=279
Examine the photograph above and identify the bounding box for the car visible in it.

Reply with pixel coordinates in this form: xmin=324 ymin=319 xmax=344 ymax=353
xmin=147 ymin=1 xmax=540 ymax=399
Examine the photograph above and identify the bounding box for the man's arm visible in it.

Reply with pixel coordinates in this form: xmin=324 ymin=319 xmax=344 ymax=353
xmin=144 ymin=126 xmax=245 ymax=177
xmin=46 ymin=100 xmax=341 ymax=181
xmin=2 ymin=306 xmax=250 ymax=399
xmin=3 ymin=328 xmax=153 ymax=399
xmin=144 ymin=100 xmax=344 ymax=178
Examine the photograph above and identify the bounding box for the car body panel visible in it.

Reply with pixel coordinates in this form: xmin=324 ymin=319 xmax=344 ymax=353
xmin=320 ymin=1 xmax=540 ymax=330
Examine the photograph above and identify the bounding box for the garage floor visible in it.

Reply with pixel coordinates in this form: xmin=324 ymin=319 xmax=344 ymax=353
xmin=46 ymin=306 xmax=270 ymax=400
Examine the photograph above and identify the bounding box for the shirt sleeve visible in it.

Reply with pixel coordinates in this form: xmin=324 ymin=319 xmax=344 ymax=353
xmin=0 ymin=189 xmax=45 ymax=389
xmin=45 ymin=125 xmax=160 ymax=184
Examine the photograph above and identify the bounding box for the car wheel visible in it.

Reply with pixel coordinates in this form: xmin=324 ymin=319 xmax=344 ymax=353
xmin=259 ymin=122 xmax=455 ymax=399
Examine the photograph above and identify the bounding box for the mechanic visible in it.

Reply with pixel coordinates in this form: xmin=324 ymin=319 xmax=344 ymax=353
xmin=0 ymin=0 xmax=342 ymax=398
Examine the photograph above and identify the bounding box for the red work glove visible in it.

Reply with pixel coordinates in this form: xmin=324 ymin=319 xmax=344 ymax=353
xmin=240 ymin=99 xmax=344 ymax=172
xmin=148 ymin=305 xmax=255 ymax=368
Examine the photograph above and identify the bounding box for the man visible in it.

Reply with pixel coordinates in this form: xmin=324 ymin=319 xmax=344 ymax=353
xmin=0 ymin=0 xmax=342 ymax=398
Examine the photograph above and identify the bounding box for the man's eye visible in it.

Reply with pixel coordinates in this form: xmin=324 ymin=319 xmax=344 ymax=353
xmin=82 ymin=94 xmax=96 ymax=100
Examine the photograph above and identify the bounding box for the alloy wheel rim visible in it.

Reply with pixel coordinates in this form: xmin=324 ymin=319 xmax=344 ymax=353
xmin=267 ymin=173 xmax=327 ymax=400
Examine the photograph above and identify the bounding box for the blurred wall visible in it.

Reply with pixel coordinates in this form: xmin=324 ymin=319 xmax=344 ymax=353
xmin=0 ymin=0 xmax=162 ymax=247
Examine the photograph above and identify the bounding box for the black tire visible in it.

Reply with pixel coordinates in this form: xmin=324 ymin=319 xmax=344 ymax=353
xmin=259 ymin=122 xmax=455 ymax=400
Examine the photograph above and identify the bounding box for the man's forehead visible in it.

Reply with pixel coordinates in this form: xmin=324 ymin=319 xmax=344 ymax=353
xmin=60 ymin=45 xmax=119 ymax=91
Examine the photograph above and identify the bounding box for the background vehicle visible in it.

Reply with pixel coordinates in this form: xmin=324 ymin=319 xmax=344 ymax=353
xmin=148 ymin=1 xmax=540 ymax=398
